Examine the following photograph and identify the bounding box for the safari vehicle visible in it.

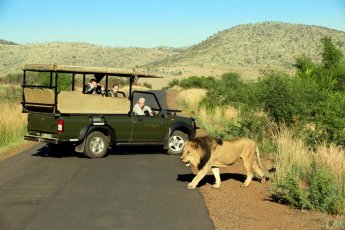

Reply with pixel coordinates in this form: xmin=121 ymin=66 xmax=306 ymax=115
xmin=22 ymin=64 xmax=197 ymax=158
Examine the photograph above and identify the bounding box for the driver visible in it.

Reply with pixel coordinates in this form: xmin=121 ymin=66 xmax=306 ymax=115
xmin=133 ymin=97 xmax=153 ymax=116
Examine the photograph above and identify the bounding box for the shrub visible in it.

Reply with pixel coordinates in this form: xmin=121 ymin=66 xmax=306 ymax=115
xmin=308 ymin=163 xmax=343 ymax=214
xmin=179 ymin=76 xmax=216 ymax=89
xmin=167 ymin=79 xmax=179 ymax=88
xmin=272 ymin=173 xmax=311 ymax=210
xmin=143 ymin=82 xmax=152 ymax=89
xmin=256 ymin=70 xmax=296 ymax=124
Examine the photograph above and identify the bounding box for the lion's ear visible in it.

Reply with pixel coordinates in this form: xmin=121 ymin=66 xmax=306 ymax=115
xmin=190 ymin=141 xmax=199 ymax=149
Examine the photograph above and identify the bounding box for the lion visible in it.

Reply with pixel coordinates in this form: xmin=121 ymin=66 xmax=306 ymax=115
xmin=180 ymin=136 xmax=268 ymax=189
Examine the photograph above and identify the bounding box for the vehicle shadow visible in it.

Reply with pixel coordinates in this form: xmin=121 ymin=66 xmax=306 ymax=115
xmin=31 ymin=145 xmax=85 ymax=158
xmin=110 ymin=145 xmax=165 ymax=155
xmin=32 ymin=144 xmax=167 ymax=158
xmin=176 ymin=173 xmax=260 ymax=187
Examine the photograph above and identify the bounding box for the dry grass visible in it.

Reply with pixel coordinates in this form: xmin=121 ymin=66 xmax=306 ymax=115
xmin=273 ymin=128 xmax=313 ymax=185
xmin=271 ymin=127 xmax=345 ymax=213
xmin=0 ymin=101 xmax=27 ymax=152
xmin=177 ymin=88 xmax=206 ymax=113
xmin=198 ymin=106 xmax=240 ymax=134
xmin=272 ymin=128 xmax=345 ymax=199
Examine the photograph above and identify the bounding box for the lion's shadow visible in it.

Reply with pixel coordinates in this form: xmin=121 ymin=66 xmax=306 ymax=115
xmin=177 ymin=173 xmax=251 ymax=187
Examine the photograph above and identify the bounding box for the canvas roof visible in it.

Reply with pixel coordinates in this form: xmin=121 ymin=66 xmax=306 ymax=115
xmin=21 ymin=64 xmax=162 ymax=78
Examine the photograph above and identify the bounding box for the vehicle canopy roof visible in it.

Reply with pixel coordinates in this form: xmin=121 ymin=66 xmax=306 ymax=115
xmin=21 ymin=64 xmax=161 ymax=78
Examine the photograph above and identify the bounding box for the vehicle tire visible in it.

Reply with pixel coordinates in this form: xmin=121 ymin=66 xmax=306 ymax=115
xmin=84 ymin=131 xmax=109 ymax=159
xmin=167 ymin=130 xmax=188 ymax=155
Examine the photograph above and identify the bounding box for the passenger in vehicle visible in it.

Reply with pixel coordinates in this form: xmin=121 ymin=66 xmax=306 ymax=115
xmin=84 ymin=78 xmax=103 ymax=94
xmin=110 ymin=84 xmax=120 ymax=97
xmin=133 ymin=97 xmax=153 ymax=116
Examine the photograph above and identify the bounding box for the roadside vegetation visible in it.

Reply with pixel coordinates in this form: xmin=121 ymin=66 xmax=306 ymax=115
xmin=171 ymin=37 xmax=345 ymax=214
xmin=0 ymin=83 xmax=27 ymax=152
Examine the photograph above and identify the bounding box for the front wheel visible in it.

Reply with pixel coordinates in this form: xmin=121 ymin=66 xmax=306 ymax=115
xmin=167 ymin=130 xmax=188 ymax=155
xmin=84 ymin=131 xmax=109 ymax=159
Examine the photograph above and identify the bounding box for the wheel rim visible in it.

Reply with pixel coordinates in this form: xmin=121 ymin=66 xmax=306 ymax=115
xmin=168 ymin=135 xmax=184 ymax=152
xmin=90 ymin=137 xmax=105 ymax=155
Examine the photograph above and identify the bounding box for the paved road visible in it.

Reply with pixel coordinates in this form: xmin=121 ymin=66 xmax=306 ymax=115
xmin=0 ymin=91 xmax=214 ymax=230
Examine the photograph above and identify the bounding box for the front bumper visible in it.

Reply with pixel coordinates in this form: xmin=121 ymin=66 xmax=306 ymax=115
xmin=24 ymin=135 xmax=59 ymax=144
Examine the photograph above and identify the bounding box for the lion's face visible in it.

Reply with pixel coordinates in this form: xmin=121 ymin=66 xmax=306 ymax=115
xmin=180 ymin=141 xmax=199 ymax=167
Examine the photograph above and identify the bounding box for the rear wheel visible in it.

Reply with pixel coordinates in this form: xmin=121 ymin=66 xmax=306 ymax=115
xmin=84 ymin=131 xmax=109 ymax=159
xmin=167 ymin=130 xmax=188 ymax=155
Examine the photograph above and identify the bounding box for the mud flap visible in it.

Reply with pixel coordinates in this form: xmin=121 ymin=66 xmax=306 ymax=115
xmin=75 ymin=139 xmax=86 ymax=153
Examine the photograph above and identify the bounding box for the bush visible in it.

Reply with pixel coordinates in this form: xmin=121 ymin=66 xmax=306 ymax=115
xmin=256 ymin=70 xmax=295 ymax=124
xmin=179 ymin=76 xmax=216 ymax=89
xmin=272 ymin=173 xmax=311 ymax=210
xmin=167 ymin=79 xmax=179 ymax=88
xmin=143 ymin=82 xmax=152 ymax=89
xmin=308 ymin=163 xmax=344 ymax=214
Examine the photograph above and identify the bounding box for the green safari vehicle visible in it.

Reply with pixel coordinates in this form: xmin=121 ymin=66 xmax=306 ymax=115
xmin=21 ymin=64 xmax=197 ymax=158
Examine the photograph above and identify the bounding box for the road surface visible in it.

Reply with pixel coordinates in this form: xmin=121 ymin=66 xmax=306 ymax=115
xmin=0 ymin=91 xmax=214 ymax=230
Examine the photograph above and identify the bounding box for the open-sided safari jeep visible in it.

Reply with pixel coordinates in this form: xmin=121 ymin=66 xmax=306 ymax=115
xmin=22 ymin=64 xmax=197 ymax=158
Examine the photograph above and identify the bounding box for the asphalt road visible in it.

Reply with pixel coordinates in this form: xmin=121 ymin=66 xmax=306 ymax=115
xmin=0 ymin=91 xmax=214 ymax=230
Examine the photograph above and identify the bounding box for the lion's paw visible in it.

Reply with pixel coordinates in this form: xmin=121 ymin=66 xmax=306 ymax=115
xmin=212 ymin=183 xmax=220 ymax=189
xmin=240 ymin=183 xmax=249 ymax=188
xmin=187 ymin=183 xmax=196 ymax=190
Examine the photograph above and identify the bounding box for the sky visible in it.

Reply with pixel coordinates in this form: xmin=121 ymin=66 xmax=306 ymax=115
xmin=0 ymin=0 xmax=344 ymax=48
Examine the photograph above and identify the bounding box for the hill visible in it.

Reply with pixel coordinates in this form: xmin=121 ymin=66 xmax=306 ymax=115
xmin=148 ymin=22 xmax=345 ymax=79
xmin=0 ymin=42 xmax=180 ymax=77
xmin=0 ymin=39 xmax=18 ymax=45
xmin=1 ymin=22 xmax=345 ymax=81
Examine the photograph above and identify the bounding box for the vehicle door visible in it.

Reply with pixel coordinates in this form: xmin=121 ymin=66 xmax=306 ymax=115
xmin=130 ymin=92 xmax=169 ymax=142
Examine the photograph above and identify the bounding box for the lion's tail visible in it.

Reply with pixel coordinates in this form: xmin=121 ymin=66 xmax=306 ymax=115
xmin=255 ymin=145 xmax=264 ymax=169
xmin=255 ymin=146 xmax=276 ymax=177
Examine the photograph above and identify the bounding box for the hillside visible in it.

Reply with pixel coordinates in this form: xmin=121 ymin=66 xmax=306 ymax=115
xmin=0 ymin=42 xmax=180 ymax=77
xmin=148 ymin=22 xmax=345 ymax=78
xmin=0 ymin=39 xmax=17 ymax=45
xmin=1 ymin=22 xmax=345 ymax=80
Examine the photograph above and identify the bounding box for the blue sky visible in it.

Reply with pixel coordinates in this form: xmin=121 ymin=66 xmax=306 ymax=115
xmin=0 ymin=0 xmax=344 ymax=47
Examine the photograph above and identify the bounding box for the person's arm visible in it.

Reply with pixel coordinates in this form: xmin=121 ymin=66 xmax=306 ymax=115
xmin=84 ymin=84 xmax=95 ymax=94
xmin=144 ymin=105 xmax=153 ymax=116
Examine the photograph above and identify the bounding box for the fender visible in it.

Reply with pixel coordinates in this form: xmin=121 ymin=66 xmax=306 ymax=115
xmin=75 ymin=124 xmax=116 ymax=153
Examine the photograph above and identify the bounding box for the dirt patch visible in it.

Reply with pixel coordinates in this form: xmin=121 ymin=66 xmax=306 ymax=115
xmin=166 ymin=89 xmax=340 ymax=230
xmin=0 ymin=141 xmax=37 ymax=161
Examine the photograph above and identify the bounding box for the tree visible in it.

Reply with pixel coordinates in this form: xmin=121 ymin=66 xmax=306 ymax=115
xmin=321 ymin=36 xmax=343 ymax=70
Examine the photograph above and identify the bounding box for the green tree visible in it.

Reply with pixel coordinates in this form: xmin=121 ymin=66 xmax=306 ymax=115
xmin=321 ymin=36 xmax=343 ymax=70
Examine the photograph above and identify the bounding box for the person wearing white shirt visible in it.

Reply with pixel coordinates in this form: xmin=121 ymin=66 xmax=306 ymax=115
xmin=132 ymin=97 xmax=153 ymax=116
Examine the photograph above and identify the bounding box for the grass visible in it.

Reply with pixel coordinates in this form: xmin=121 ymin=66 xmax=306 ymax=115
xmin=271 ymin=128 xmax=345 ymax=214
xmin=0 ymin=101 xmax=27 ymax=153
xmin=177 ymin=88 xmax=206 ymax=113
xmin=198 ymin=106 xmax=240 ymax=135
xmin=323 ymin=217 xmax=345 ymax=230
